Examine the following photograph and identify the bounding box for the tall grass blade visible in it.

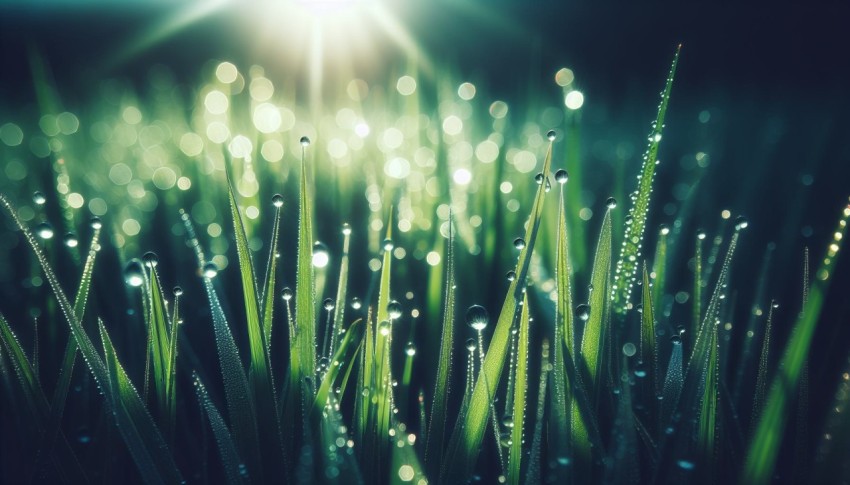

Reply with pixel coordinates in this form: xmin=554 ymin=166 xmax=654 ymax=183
xmin=744 ymin=199 xmax=850 ymax=484
xmin=640 ymin=264 xmax=658 ymax=403
xmin=580 ymin=208 xmax=612 ymax=395
xmin=612 ymin=45 xmax=681 ymax=312
xmin=296 ymin=144 xmax=317 ymax=383
xmin=651 ymin=227 xmax=669 ymax=322
xmin=425 ymin=216 xmax=455 ymax=476
xmin=507 ymin=293 xmax=530 ymax=485
xmin=696 ymin=322 xmax=719 ymax=478
xmin=750 ymin=301 xmax=775 ymax=438
xmin=442 ymin=138 xmax=554 ymax=482
xmin=194 ymin=373 xmax=249 ymax=484
xmin=313 ymin=319 xmax=364 ymax=415
xmin=227 ymin=183 xmax=284 ymax=480
xmin=525 ymin=339 xmax=549 ymax=485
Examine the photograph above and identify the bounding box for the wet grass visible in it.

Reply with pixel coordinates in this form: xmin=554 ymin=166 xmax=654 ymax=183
xmin=1 ymin=46 xmax=849 ymax=484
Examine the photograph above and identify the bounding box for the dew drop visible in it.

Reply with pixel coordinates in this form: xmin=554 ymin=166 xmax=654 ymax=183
xmin=300 ymin=136 xmax=311 ymax=147
xmin=323 ymin=298 xmax=335 ymax=311
xmin=350 ymin=297 xmax=362 ymax=309
xmin=622 ymin=342 xmax=637 ymax=357
xmin=575 ymin=304 xmax=590 ymax=322
xmin=90 ymin=217 xmax=103 ymax=230
xmin=36 ymin=222 xmax=54 ymax=240
xmin=696 ymin=229 xmax=706 ymax=240
xmin=534 ymin=173 xmax=545 ymax=185
xmin=312 ymin=241 xmax=330 ymax=268
xmin=554 ymin=169 xmax=569 ymax=184
xmin=771 ymin=301 xmax=780 ymax=309
xmin=379 ymin=320 xmax=391 ymax=336
xmin=203 ymin=261 xmax=219 ymax=278
xmin=505 ymin=270 xmax=516 ymax=282
xmin=501 ymin=416 xmax=514 ymax=428
xmin=281 ymin=287 xmax=293 ymax=301
xmin=405 ymin=342 xmax=417 ymax=356
xmin=124 ymin=260 xmax=144 ymax=287
xmin=63 ymin=233 xmax=79 ymax=248
xmin=143 ymin=251 xmax=159 ymax=268
xmin=271 ymin=194 xmax=284 ymax=208
xmin=734 ymin=216 xmax=749 ymax=231
xmin=466 ymin=305 xmax=489 ymax=331
xmin=173 ymin=286 xmax=184 ymax=296
xmin=659 ymin=224 xmax=671 ymax=236
xmin=342 ymin=223 xmax=352 ymax=236
xmin=547 ymin=130 xmax=557 ymax=142
xmin=670 ymin=335 xmax=682 ymax=344
xmin=33 ymin=191 xmax=46 ymax=205
xmin=383 ymin=238 xmax=394 ymax=251
xmin=466 ymin=338 xmax=477 ymax=352
xmin=387 ymin=300 xmax=403 ymax=319
xmin=513 ymin=237 xmax=526 ymax=250
xmin=606 ymin=197 xmax=617 ymax=209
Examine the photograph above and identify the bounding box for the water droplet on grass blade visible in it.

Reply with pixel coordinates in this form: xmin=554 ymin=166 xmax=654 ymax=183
xmin=300 ymin=136 xmax=311 ymax=147
xmin=534 ymin=172 xmax=545 ymax=185
xmin=342 ymin=222 xmax=352 ymax=235
xmin=124 ymin=260 xmax=144 ymax=287
xmin=312 ymin=241 xmax=330 ymax=268
xmin=575 ymin=304 xmax=590 ymax=321
xmin=202 ymin=261 xmax=219 ymax=278
xmin=466 ymin=305 xmax=489 ymax=331
xmin=271 ymin=194 xmax=284 ymax=208
xmin=405 ymin=342 xmax=416 ymax=356
xmin=323 ymin=298 xmax=335 ymax=311
xmin=387 ymin=300 xmax=402 ymax=319
xmin=383 ymin=238 xmax=394 ymax=251
xmin=606 ymin=197 xmax=617 ymax=209
xmin=505 ymin=271 xmax=517 ymax=281
xmin=379 ymin=320 xmax=391 ymax=336
xmin=466 ymin=338 xmax=477 ymax=352
xmin=734 ymin=216 xmax=749 ymax=231
xmin=36 ymin=222 xmax=54 ymax=239
xmin=555 ymin=169 xmax=569 ymax=184
xmin=143 ymin=251 xmax=159 ymax=268
xmin=63 ymin=233 xmax=79 ymax=248
xmin=33 ymin=191 xmax=46 ymax=205
xmin=281 ymin=287 xmax=293 ymax=301
xmin=350 ymin=297 xmax=361 ymax=309
xmin=173 ymin=286 xmax=184 ymax=296
xmin=90 ymin=217 xmax=103 ymax=229
xmin=513 ymin=237 xmax=526 ymax=250
xmin=547 ymin=130 xmax=557 ymax=141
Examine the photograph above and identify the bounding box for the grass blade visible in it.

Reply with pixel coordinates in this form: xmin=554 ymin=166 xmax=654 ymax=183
xmin=425 ymin=216 xmax=455 ymax=476
xmin=313 ymin=318 xmax=365 ymax=415
xmin=580 ymin=208 xmax=612 ymax=395
xmin=442 ymin=137 xmax=554 ymax=482
xmin=507 ymin=293 xmax=530 ymax=485
xmin=194 ymin=373 xmax=250 ymax=484
xmin=612 ymin=45 xmax=681 ymax=312
xmin=744 ymin=199 xmax=850 ymax=484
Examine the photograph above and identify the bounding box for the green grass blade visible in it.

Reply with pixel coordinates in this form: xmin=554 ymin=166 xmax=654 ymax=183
xmin=1 ymin=195 xmax=182 ymax=484
xmin=313 ymin=318 xmax=364 ymax=415
xmin=147 ymin=265 xmax=174 ymax=436
xmin=508 ymin=293 xmax=530 ymax=485
xmin=194 ymin=373 xmax=250 ymax=485
xmin=525 ymin=339 xmax=549 ymax=485
xmin=744 ymin=199 xmax=850 ymax=484
xmin=33 ymin=226 xmax=101 ymax=475
xmin=425 ymin=215 xmax=455 ymax=476
xmin=696 ymin=323 xmax=719 ymax=477
xmin=329 ymin=225 xmax=352 ymax=359
xmin=612 ymin=45 xmax=680 ymax=312
xmin=442 ymin=138 xmax=554 ymax=482
xmin=638 ymin=263 xmax=658 ymax=402
xmin=556 ymin=183 xmax=575 ymax=361
xmin=296 ymin=143 xmax=317 ymax=384
xmin=98 ymin=319 xmax=183 ymax=484
xmin=580 ymin=208 xmax=612 ymax=393
xmin=651 ymin=227 xmax=669 ymax=321
xmin=261 ymin=203 xmax=282 ymax=354
xmin=693 ymin=234 xmax=703 ymax=335
xmin=750 ymin=301 xmax=775 ymax=439
xmin=227 ymin=183 xmax=283 ymax=479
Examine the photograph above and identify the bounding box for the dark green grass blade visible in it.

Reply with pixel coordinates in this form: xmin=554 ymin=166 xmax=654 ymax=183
xmin=640 ymin=265 xmax=658 ymax=399
xmin=425 ymin=216 xmax=455 ymax=476
xmin=696 ymin=323 xmax=719 ymax=478
xmin=148 ymin=266 xmax=175 ymax=436
xmin=580 ymin=208 xmax=612 ymax=394
xmin=33 ymin=227 xmax=101 ymax=476
xmin=0 ymin=312 xmax=88 ymax=484
xmin=180 ymin=208 xmax=263 ymax=482
xmin=750 ymin=302 xmax=775 ymax=439
xmin=1 ymin=195 xmax=182 ymax=484
xmin=651 ymin=228 xmax=669 ymax=322
xmin=442 ymin=139 xmax=554 ymax=482
xmin=194 ymin=373 xmax=250 ymax=485
xmin=296 ymin=145 xmax=317 ymax=383
xmin=227 ymin=183 xmax=283 ymax=479
xmin=329 ymin=225 xmax=352 ymax=359
xmin=98 ymin=319 xmax=183 ymax=485
xmin=744 ymin=199 xmax=850 ymax=484
xmin=261 ymin=204 xmax=282 ymax=348
xmin=508 ymin=293 xmax=530 ymax=485
xmin=612 ymin=45 xmax=680 ymax=313
xmin=525 ymin=340 xmax=549 ymax=485
xmin=557 ymin=185 xmax=575 ymax=361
